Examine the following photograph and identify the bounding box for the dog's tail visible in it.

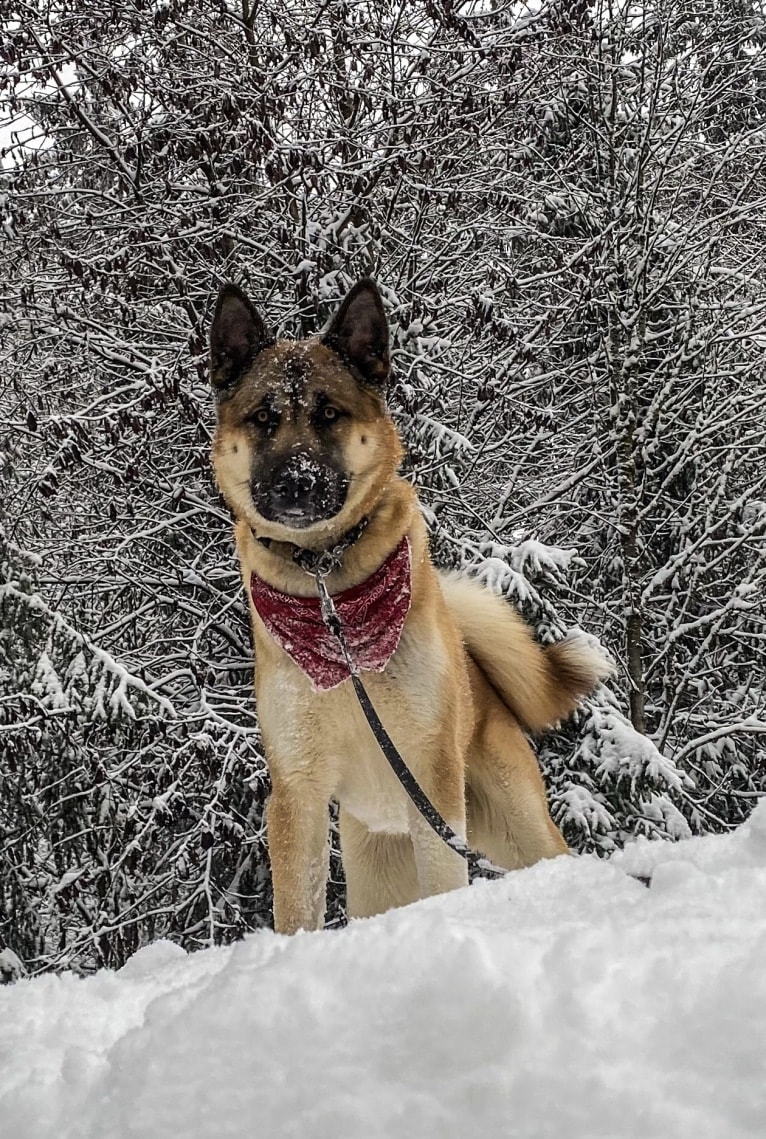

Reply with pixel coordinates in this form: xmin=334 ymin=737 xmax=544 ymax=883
xmin=439 ymin=572 xmax=614 ymax=732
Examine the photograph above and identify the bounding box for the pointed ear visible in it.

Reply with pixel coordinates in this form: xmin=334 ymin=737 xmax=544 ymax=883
xmin=209 ymin=284 xmax=269 ymax=395
xmin=322 ymin=279 xmax=389 ymax=389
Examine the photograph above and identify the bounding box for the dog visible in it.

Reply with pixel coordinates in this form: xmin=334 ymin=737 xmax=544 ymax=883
xmin=208 ymin=279 xmax=611 ymax=934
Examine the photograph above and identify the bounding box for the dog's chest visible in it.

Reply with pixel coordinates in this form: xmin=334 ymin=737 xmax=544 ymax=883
xmin=257 ymin=622 xmax=451 ymax=835
xmin=338 ymin=739 xmax=412 ymax=834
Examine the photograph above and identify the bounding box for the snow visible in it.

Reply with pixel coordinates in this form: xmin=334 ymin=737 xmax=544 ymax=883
xmin=2 ymin=801 xmax=766 ymax=1139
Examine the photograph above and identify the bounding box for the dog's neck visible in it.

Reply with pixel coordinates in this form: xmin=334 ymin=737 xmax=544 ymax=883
xmin=252 ymin=516 xmax=370 ymax=578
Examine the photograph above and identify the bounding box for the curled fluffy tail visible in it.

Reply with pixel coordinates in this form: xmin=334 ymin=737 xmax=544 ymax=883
xmin=440 ymin=572 xmax=614 ymax=732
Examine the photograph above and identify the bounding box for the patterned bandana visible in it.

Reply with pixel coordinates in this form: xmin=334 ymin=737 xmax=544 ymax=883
xmin=249 ymin=537 xmax=412 ymax=691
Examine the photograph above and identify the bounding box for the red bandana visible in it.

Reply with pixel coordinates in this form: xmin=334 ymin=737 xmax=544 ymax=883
xmin=250 ymin=537 xmax=412 ymax=691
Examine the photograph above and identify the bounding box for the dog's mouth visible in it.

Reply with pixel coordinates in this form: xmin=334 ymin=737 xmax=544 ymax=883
xmin=260 ymin=503 xmax=340 ymax=530
xmin=253 ymin=455 xmax=349 ymax=531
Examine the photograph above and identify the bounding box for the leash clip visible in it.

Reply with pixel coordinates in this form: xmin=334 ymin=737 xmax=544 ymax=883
xmin=314 ymin=571 xmax=358 ymax=676
xmin=314 ymin=572 xmax=339 ymax=629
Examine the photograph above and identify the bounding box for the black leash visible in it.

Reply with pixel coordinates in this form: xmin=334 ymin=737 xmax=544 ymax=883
xmin=302 ymin=557 xmax=505 ymax=881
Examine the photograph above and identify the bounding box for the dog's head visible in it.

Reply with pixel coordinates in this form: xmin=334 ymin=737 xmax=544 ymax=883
xmin=208 ymin=280 xmax=402 ymax=543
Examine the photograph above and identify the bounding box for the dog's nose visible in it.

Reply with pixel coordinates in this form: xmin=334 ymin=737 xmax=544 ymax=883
xmin=272 ymin=461 xmax=318 ymax=504
xmin=255 ymin=453 xmax=348 ymax=527
xmin=259 ymin=454 xmax=347 ymax=527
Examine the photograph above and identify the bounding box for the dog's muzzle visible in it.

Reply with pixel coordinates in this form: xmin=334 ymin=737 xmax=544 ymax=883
xmin=255 ymin=454 xmax=348 ymax=528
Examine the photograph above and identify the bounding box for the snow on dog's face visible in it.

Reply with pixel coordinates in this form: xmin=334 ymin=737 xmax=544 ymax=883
xmin=209 ymin=280 xmax=402 ymax=544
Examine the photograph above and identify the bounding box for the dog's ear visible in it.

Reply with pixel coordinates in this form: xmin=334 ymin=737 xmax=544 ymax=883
xmin=209 ymin=284 xmax=269 ymax=395
xmin=322 ymin=279 xmax=389 ymax=389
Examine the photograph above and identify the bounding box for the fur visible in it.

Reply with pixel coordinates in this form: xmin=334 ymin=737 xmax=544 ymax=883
xmin=209 ymin=279 xmax=613 ymax=934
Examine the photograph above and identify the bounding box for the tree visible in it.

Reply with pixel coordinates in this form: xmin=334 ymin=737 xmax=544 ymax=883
xmin=445 ymin=0 xmax=766 ymax=820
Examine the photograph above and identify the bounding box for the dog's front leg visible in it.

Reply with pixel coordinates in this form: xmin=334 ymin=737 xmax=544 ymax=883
xmin=407 ymin=753 xmax=469 ymax=900
xmin=267 ymin=776 xmax=330 ymax=934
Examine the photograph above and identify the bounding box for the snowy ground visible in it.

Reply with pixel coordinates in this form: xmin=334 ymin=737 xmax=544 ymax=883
xmin=2 ymin=801 xmax=765 ymax=1139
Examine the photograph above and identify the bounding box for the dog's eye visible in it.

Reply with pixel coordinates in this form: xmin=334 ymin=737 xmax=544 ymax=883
xmin=311 ymin=398 xmax=343 ymax=429
xmin=248 ymin=407 xmax=277 ymax=429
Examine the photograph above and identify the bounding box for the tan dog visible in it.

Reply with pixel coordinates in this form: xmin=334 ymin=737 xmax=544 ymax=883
xmin=209 ymin=279 xmax=611 ymax=934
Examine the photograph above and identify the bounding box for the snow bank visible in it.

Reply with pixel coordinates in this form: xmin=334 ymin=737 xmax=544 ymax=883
xmin=2 ymin=801 xmax=765 ymax=1139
